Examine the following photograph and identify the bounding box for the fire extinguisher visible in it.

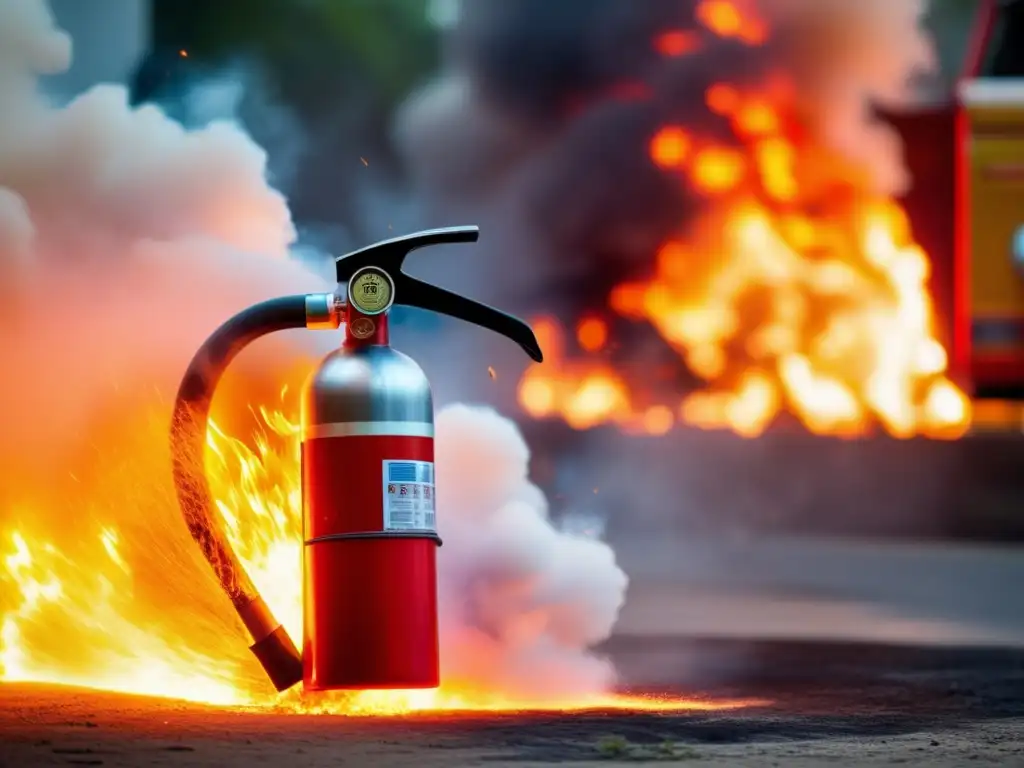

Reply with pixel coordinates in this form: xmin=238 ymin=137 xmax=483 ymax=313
xmin=170 ymin=226 xmax=543 ymax=693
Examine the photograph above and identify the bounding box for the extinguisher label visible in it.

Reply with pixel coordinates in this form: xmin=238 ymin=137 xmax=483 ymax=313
xmin=381 ymin=460 xmax=437 ymax=532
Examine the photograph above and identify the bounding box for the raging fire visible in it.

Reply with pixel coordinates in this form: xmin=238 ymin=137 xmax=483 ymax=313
xmin=517 ymin=0 xmax=971 ymax=440
xmin=0 ymin=0 xmax=951 ymax=718
xmin=0 ymin=392 xmax=753 ymax=715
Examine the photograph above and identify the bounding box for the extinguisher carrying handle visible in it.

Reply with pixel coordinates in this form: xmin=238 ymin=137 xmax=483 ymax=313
xmin=334 ymin=226 xmax=545 ymax=363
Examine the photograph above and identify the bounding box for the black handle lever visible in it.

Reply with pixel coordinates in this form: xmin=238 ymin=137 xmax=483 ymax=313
xmin=335 ymin=226 xmax=544 ymax=363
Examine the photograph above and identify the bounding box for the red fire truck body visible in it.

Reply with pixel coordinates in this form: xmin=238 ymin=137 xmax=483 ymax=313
xmin=951 ymin=0 xmax=1024 ymax=394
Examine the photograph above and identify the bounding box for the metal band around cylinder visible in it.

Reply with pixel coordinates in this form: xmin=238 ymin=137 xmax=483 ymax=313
xmin=306 ymin=531 xmax=442 ymax=546
xmin=303 ymin=420 xmax=434 ymax=441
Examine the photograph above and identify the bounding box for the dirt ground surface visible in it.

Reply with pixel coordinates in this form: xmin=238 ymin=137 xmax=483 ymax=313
xmin=2 ymin=640 xmax=1024 ymax=767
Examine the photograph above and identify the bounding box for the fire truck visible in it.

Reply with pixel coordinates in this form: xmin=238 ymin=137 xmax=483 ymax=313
xmin=947 ymin=0 xmax=1024 ymax=397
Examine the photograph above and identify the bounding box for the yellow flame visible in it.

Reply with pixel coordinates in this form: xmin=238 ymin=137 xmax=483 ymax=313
xmin=0 ymin=401 xmax=758 ymax=715
xmin=519 ymin=56 xmax=971 ymax=439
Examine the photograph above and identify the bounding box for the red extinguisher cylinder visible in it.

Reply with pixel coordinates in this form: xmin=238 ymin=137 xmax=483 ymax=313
xmin=304 ymin=537 xmax=439 ymax=689
xmin=301 ymin=345 xmax=441 ymax=691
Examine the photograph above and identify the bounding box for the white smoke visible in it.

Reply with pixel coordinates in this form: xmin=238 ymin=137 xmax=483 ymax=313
xmin=767 ymin=0 xmax=937 ymax=195
xmin=0 ymin=0 xmax=628 ymax=704
xmin=435 ymin=404 xmax=627 ymax=697
xmin=0 ymin=0 xmax=332 ymax=477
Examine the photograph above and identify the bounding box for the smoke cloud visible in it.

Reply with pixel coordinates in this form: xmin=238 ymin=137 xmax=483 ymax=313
xmin=393 ymin=0 xmax=957 ymax=546
xmin=397 ymin=0 xmax=935 ymax=299
xmin=0 ymin=0 xmax=627 ymax=706
xmin=434 ymin=404 xmax=626 ymax=697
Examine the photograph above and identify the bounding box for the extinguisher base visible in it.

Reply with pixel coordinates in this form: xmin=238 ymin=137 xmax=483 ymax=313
xmin=250 ymin=625 xmax=303 ymax=692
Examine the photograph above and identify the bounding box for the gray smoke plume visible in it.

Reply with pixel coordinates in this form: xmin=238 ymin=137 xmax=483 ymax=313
xmin=397 ymin=0 xmax=935 ymax=305
xmin=176 ymin=60 xmax=309 ymax=196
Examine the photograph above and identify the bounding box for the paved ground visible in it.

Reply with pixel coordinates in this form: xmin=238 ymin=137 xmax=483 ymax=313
xmin=3 ymin=536 xmax=1024 ymax=767
xmin=611 ymin=536 xmax=1024 ymax=650
xmin=532 ymin=426 xmax=1024 ymax=542
xmin=1 ymin=641 xmax=1023 ymax=767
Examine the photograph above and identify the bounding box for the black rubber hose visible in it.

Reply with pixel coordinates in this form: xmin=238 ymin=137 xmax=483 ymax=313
xmin=170 ymin=295 xmax=309 ymax=692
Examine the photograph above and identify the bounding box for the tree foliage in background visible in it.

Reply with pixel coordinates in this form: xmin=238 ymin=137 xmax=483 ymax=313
xmin=150 ymin=0 xmax=439 ymax=117
xmin=140 ymin=0 xmax=442 ymax=240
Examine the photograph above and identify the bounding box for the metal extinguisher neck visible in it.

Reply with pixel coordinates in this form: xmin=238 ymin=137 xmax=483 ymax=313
xmin=341 ymin=263 xmax=395 ymax=352
xmin=344 ymin=305 xmax=390 ymax=351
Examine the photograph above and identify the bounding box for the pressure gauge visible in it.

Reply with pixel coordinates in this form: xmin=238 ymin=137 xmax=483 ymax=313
xmin=348 ymin=267 xmax=395 ymax=315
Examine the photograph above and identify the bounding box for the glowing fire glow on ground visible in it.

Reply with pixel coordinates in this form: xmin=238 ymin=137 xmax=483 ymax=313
xmin=0 ymin=394 xmax=758 ymax=715
xmin=516 ymin=1 xmax=971 ymax=440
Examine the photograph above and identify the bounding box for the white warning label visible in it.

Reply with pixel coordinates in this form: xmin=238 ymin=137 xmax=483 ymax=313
xmin=381 ymin=459 xmax=436 ymax=532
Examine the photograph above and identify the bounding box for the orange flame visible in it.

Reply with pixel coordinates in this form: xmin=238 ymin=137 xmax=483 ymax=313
xmin=517 ymin=3 xmax=971 ymax=440
xmin=0 ymin=394 xmax=757 ymax=714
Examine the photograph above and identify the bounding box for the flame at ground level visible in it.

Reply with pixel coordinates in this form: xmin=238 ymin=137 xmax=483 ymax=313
xmin=0 ymin=395 xmax=756 ymax=715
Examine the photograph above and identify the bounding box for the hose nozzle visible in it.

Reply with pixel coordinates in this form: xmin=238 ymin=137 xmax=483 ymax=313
xmin=237 ymin=594 xmax=303 ymax=692
xmin=249 ymin=627 xmax=303 ymax=692
xmin=304 ymin=291 xmax=347 ymax=330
